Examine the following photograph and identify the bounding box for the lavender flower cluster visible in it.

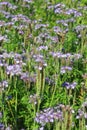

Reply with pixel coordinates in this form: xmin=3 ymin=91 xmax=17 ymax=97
xmin=56 ymin=18 xmax=75 ymax=27
xmin=50 ymin=51 xmax=82 ymax=60
xmin=60 ymin=66 xmax=72 ymax=74
xmin=54 ymin=3 xmax=82 ymax=17
xmin=76 ymin=100 xmax=87 ymax=120
xmin=0 ymin=80 xmax=8 ymax=91
xmin=35 ymin=107 xmax=63 ymax=126
xmin=33 ymin=54 xmax=47 ymax=70
xmin=62 ymin=81 xmax=77 ymax=89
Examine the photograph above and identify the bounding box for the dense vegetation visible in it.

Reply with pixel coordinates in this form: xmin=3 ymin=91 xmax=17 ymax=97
xmin=0 ymin=0 xmax=87 ymax=129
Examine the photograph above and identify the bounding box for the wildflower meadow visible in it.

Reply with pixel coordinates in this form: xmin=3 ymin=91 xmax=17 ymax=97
xmin=0 ymin=0 xmax=87 ymax=130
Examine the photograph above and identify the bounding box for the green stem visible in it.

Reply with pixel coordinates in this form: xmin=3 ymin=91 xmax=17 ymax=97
xmin=36 ymin=69 xmax=41 ymax=96
xmin=41 ymin=68 xmax=45 ymax=96
xmin=2 ymin=91 xmax=7 ymax=127
xmin=50 ymin=80 xmax=56 ymax=106
xmin=7 ymin=101 xmax=15 ymax=124
xmin=55 ymin=121 xmax=60 ymax=130
xmin=14 ymin=77 xmax=18 ymax=130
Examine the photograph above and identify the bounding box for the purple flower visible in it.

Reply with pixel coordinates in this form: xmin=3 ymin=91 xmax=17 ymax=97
xmin=6 ymin=95 xmax=12 ymax=100
xmin=45 ymin=77 xmax=55 ymax=86
xmin=0 ymin=112 xmax=2 ymax=118
xmin=56 ymin=18 xmax=75 ymax=27
xmin=2 ymin=80 xmax=8 ymax=88
xmin=54 ymin=8 xmax=63 ymax=14
xmin=53 ymin=26 xmax=62 ymax=33
xmin=0 ymin=80 xmax=8 ymax=91
xmin=11 ymin=14 xmax=31 ymax=24
xmin=35 ymin=107 xmax=63 ymax=126
xmin=47 ymin=5 xmax=54 ymax=10
xmin=20 ymin=72 xmax=36 ymax=83
xmin=35 ymin=24 xmax=48 ymax=30
xmin=37 ymin=46 xmax=48 ymax=51
xmin=6 ymin=64 xmax=22 ymax=76
xmin=0 ymin=123 xmax=4 ymax=129
xmin=5 ymin=22 xmax=14 ymax=27
xmin=0 ymin=2 xmax=11 ymax=6
xmin=74 ymin=11 xmax=82 ymax=17
xmin=34 ymin=54 xmax=47 ymax=70
xmin=75 ymin=25 xmax=87 ymax=33
xmin=5 ymin=126 xmax=12 ymax=130
xmin=23 ymin=0 xmax=33 ymax=3
xmin=54 ymin=3 xmax=65 ymax=9
xmin=39 ymin=127 xmax=44 ymax=130
xmin=62 ymin=82 xmax=77 ymax=89
xmin=62 ymin=82 xmax=69 ymax=87
xmin=60 ymin=66 xmax=72 ymax=74
xmin=54 ymin=3 xmax=65 ymax=14
xmin=51 ymin=36 xmax=59 ymax=43
xmin=76 ymin=109 xmax=84 ymax=119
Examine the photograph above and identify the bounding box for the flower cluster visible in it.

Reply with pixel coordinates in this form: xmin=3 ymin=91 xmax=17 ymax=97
xmin=76 ymin=109 xmax=85 ymax=119
xmin=45 ymin=77 xmax=55 ymax=86
xmin=54 ymin=3 xmax=65 ymax=14
xmin=33 ymin=54 xmax=47 ymax=70
xmin=76 ymin=99 xmax=87 ymax=120
xmin=35 ymin=107 xmax=63 ymax=126
xmin=50 ymin=51 xmax=82 ymax=60
xmin=0 ymin=35 xmax=8 ymax=42
xmin=65 ymin=8 xmax=82 ymax=17
xmin=56 ymin=18 xmax=75 ymax=27
xmin=20 ymin=72 xmax=36 ymax=84
xmin=62 ymin=81 xmax=77 ymax=89
xmin=23 ymin=0 xmax=33 ymax=3
xmin=0 ymin=123 xmax=4 ymax=129
xmin=35 ymin=23 xmax=49 ymax=30
xmin=75 ymin=25 xmax=87 ymax=33
xmin=57 ymin=104 xmax=75 ymax=114
xmin=0 ymin=80 xmax=8 ymax=91
xmin=37 ymin=46 xmax=48 ymax=51
xmin=6 ymin=64 xmax=22 ymax=76
xmin=60 ymin=66 xmax=72 ymax=74
xmin=54 ymin=3 xmax=82 ymax=17
xmin=11 ymin=14 xmax=31 ymax=24
xmin=0 ymin=2 xmax=17 ymax=10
